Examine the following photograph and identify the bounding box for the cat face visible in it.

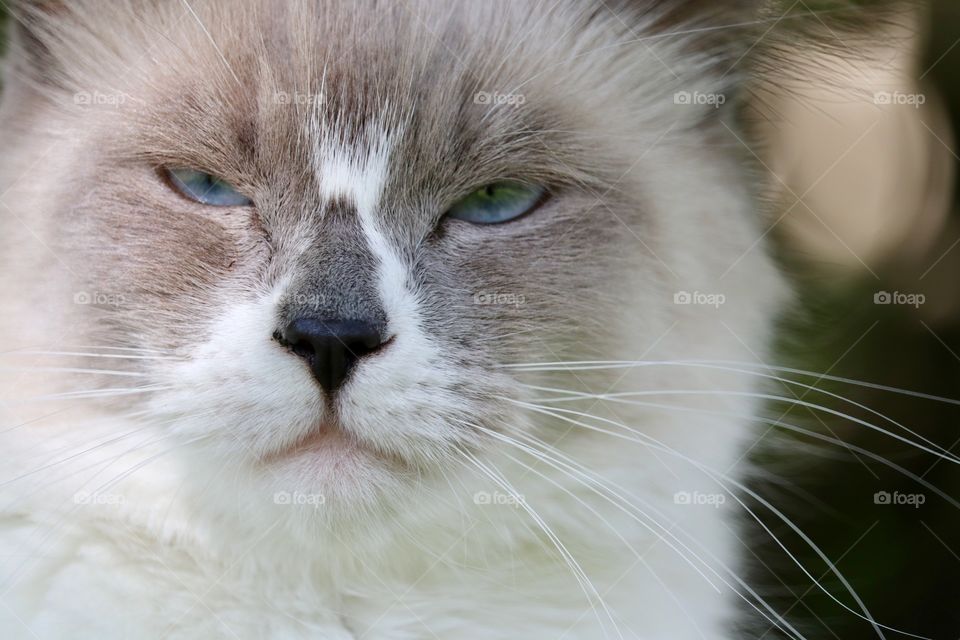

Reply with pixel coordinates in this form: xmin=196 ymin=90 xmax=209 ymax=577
xmin=0 ymin=0 xmax=777 ymax=521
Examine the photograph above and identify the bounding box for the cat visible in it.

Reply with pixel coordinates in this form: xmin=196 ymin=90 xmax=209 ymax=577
xmin=0 ymin=0 xmax=836 ymax=637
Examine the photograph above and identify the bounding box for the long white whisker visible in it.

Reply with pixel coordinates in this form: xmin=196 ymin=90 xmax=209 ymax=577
xmin=516 ymin=384 xmax=960 ymax=466
xmin=4 ymin=345 xmax=172 ymax=355
xmin=509 ymin=398 xmax=925 ymax=640
xmin=461 ymin=420 xmax=720 ymax=589
xmin=4 ymin=351 xmax=183 ymax=361
xmin=457 ymin=448 xmax=624 ymax=640
xmin=510 ymin=429 xmax=812 ymax=639
xmin=462 ymin=420 xmax=807 ymax=640
xmin=0 ymin=429 xmax=210 ymax=596
xmin=8 ymin=385 xmax=173 ymax=407
xmin=527 ymin=393 xmax=960 ymax=510
xmin=513 ymin=359 xmax=958 ymax=460
xmin=0 ymin=422 xmax=162 ymax=491
xmin=516 ymin=360 xmax=960 ymax=455
xmin=0 ymin=366 xmax=150 ymax=378
xmin=503 ymin=359 xmax=960 ymax=406
xmin=489 ymin=439 xmax=712 ymax=640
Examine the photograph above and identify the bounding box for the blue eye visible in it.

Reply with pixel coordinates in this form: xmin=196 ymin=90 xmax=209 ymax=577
xmin=446 ymin=182 xmax=546 ymax=224
xmin=165 ymin=168 xmax=252 ymax=207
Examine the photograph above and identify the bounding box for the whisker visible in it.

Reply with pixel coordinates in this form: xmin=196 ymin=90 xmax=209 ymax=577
xmin=511 ymin=359 xmax=959 ymax=459
xmin=489 ymin=441 xmax=716 ymax=640
xmin=456 ymin=448 xmax=625 ymax=640
xmin=515 ymin=384 xmax=960 ymax=465
xmin=68 ymin=345 xmax=173 ymax=355
xmin=0 ymin=366 xmax=150 ymax=378
xmin=1 ymin=429 xmax=152 ymax=492
xmin=522 ymin=393 xmax=960 ymax=510
xmin=460 ymin=419 xmax=807 ymax=640
xmin=503 ymin=359 xmax=960 ymax=407
xmin=509 ymin=398 xmax=924 ymax=639
xmin=7 ymin=385 xmax=173 ymax=407
xmin=4 ymin=351 xmax=183 ymax=361
xmin=0 ymin=430 xmax=211 ymax=596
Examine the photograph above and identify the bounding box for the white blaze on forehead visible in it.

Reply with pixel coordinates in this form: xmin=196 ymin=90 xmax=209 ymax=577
xmin=314 ymin=134 xmax=390 ymax=214
xmin=309 ymin=113 xmax=430 ymax=355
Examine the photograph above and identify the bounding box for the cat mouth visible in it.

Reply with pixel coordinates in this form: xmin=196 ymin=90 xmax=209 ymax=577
xmin=261 ymin=423 xmax=364 ymax=465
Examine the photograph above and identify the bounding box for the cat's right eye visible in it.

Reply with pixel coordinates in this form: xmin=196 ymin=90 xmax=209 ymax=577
xmin=163 ymin=168 xmax=253 ymax=207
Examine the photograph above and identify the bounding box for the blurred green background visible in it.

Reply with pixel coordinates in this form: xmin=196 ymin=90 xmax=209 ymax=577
xmin=0 ymin=2 xmax=957 ymax=638
xmin=749 ymin=2 xmax=960 ymax=638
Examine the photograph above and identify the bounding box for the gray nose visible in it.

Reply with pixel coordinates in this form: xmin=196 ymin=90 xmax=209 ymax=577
xmin=274 ymin=318 xmax=387 ymax=393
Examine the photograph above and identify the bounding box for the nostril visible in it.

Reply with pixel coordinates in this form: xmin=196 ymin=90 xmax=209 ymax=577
xmin=274 ymin=318 xmax=388 ymax=393
xmin=290 ymin=339 xmax=316 ymax=360
xmin=345 ymin=335 xmax=381 ymax=359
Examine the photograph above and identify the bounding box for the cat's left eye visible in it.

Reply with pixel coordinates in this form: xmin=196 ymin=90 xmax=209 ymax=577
xmin=445 ymin=182 xmax=546 ymax=224
xmin=164 ymin=168 xmax=252 ymax=207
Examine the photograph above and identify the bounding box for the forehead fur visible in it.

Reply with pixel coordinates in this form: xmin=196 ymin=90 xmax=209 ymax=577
xmin=9 ymin=1 xmax=743 ymax=152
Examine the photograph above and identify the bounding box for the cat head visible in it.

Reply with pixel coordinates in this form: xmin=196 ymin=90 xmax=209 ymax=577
xmin=0 ymin=0 xmax=782 ymax=529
